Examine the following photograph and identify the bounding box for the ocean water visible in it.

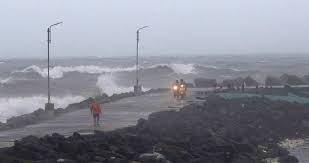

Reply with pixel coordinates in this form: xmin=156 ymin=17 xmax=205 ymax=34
xmin=0 ymin=55 xmax=309 ymax=122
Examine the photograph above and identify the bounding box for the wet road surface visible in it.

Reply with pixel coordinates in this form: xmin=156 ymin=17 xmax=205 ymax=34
xmin=0 ymin=92 xmax=185 ymax=144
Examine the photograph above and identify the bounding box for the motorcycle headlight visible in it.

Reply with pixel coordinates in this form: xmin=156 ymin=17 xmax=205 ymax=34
xmin=180 ymin=84 xmax=184 ymax=88
xmin=173 ymin=86 xmax=178 ymax=90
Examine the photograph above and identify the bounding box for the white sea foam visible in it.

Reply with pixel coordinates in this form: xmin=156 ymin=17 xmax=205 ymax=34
xmin=14 ymin=65 xmax=137 ymax=79
xmin=96 ymin=74 xmax=150 ymax=96
xmin=169 ymin=63 xmax=196 ymax=74
xmin=257 ymin=60 xmax=270 ymax=63
xmin=149 ymin=63 xmax=196 ymax=74
xmin=96 ymin=74 xmax=133 ymax=96
xmin=14 ymin=63 xmax=196 ymax=79
xmin=0 ymin=77 xmax=12 ymax=85
xmin=203 ymin=65 xmax=218 ymax=69
xmin=0 ymin=95 xmax=85 ymax=122
xmin=230 ymin=68 xmax=242 ymax=72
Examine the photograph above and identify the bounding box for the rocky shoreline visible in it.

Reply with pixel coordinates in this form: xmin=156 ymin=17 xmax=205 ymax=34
xmin=0 ymin=95 xmax=308 ymax=162
xmin=0 ymin=88 xmax=168 ymax=132
xmin=194 ymin=74 xmax=309 ymax=88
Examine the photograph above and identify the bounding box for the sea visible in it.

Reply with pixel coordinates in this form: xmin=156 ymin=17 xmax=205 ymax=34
xmin=0 ymin=55 xmax=309 ymax=122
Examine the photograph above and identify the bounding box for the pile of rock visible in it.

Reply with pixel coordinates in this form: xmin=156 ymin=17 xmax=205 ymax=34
xmin=243 ymin=76 xmax=259 ymax=86
xmin=1 ymin=96 xmax=308 ymax=162
xmin=265 ymin=76 xmax=283 ymax=86
xmin=280 ymin=74 xmax=304 ymax=85
xmin=221 ymin=76 xmax=259 ymax=88
xmin=194 ymin=74 xmax=309 ymax=88
xmin=194 ymin=78 xmax=217 ymax=88
xmin=303 ymin=75 xmax=309 ymax=84
xmin=266 ymin=74 xmax=309 ymax=86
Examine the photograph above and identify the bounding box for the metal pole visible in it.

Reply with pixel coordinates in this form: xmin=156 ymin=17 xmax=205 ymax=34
xmin=47 ymin=28 xmax=50 ymax=103
xmin=46 ymin=22 xmax=62 ymax=105
xmin=136 ymin=30 xmax=139 ymax=87
xmin=135 ymin=26 xmax=148 ymax=93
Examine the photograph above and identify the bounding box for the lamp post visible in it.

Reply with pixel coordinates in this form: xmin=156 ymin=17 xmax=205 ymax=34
xmin=45 ymin=22 xmax=63 ymax=111
xmin=134 ymin=26 xmax=149 ymax=95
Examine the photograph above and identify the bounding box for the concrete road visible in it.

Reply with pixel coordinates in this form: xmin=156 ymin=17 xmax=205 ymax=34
xmin=0 ymin=92 xmax=185 ymax=144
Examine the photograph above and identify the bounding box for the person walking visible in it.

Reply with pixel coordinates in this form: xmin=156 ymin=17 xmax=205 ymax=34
xmin=90 ymin=98 xmax=102 ymax=127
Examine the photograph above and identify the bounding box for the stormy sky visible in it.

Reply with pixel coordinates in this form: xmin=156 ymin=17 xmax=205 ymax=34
xmin=0 ymin=0 xmax=309 ymax=58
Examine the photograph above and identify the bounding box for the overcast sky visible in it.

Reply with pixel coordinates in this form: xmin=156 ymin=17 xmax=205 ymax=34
xmin=0 ymin=0 xmax=309 ymax=58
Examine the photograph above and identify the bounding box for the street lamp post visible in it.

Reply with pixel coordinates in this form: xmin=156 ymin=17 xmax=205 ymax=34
xmin=134 ymin=26 xmax=149 ymax=95
xmin=45 ymin=22 xmax=63 ymax=112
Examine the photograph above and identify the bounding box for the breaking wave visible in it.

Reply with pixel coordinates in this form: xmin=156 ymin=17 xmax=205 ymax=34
xmin=0 ymin=95 xmax=85 ymax=123
xmin=96 ymin=74 xmax=149 ymax=96
xmin=0 ymin=77 xmax=12 ymax=85
xmin=14 ymin=63 xmax=197 ymax=79
xmin=14 ymin=65 xmax=137 ymax=79
xmin=96 ymin=74 xmax=133 ymax=96
xmin=230 ymin=68 xmax=243 ymax=72
xmin=151 ymin=63 xmax=196 ymax=74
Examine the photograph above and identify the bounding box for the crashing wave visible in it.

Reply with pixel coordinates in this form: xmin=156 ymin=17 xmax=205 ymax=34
xmin=14 ymin=65 xmax=137 ymax=79
xmin=230 ymin=68 xmax=243 ymax=72
xmin=0 ymin=77 xmax=12 ymax=85
xmin=96 ymin=74 xmax=132 ymax=96
xmin=14 ymin=63 xmax=197 ymax=79
xmin=169 ymin=63 xmax=196 ymax=74
xmin=0 ymin=95 xmax=85 ymax=123
xmin=96 ymin=74 xmax=149 ymax=96
xmin=148 ymin=63 xmax=196 ymax=74
xmin=202 ymin=65 xmax=218 ymax=69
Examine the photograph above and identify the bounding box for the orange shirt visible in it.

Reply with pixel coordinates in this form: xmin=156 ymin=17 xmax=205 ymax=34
xmin=90 ymin=101 xmax=102 ymax=114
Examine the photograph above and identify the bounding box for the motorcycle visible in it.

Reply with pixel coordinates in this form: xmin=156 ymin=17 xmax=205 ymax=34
xmin=172 ymin=85 xmax=179 ymax=98
xmin=178 ymin=84 xmax=186 ymax=99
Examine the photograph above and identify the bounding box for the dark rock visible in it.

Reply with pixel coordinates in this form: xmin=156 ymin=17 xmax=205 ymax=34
xmin=265 ymin=76 xmax=283 ymax=86
xmin=222 ymin=77 xmax=244 ymax=88
xmin=56 ymin=158 xmax=75 ymax=163
xmin=243 ymin=76 xmax=259 ymax=86
xmin=303 ymin=75 xmax=309 ymax=84
xmin=186 ymin=83 xmax=194 ymax=88
xmin=280 ymin=74 xmax=305 ymax=85
xmin=194 ymin=78 xmax=217 ymax=88
xmin=279 ymin=155 xmax=299 ymax=163
xmin=138 ymin=152 xmax=169 ymax=163
xmin=2 ymin=96 xmax=309 ymax=162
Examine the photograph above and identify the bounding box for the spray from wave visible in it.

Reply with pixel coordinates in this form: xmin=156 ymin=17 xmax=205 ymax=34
xmin=14 ymin=63 xmax=197 ymax=79
xmin=14 ymin=65 xmax=137 ymax=79
xmin=96 ymin=74 xmax=150 ymax=96
xmin=96 ymin=74 xmax=133 ymax=96
xmin=169 ymin=63 xmax=196 ymax=74
xmin=149 ymin=63 xmax=196 ymax=74
xmin=0 ymin=95 xmax=84 ymax=123
xmin=230 ymin=68 xmax=243 ymax=72
xmin=0 ymin=77 xmax=12 ymax=85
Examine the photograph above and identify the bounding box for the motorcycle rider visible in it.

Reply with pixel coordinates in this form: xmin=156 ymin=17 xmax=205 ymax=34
xmin=179 ymin=79 xmax=187 ymax=99
xmin=172 ymin=80 xmax=180 ymax=98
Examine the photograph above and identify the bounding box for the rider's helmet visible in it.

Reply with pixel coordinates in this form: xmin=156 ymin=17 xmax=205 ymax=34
xmin=176 ymin=80 xmax=179 ymax=83
xmin=180 ymin=79 xmax=186 ymax=88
